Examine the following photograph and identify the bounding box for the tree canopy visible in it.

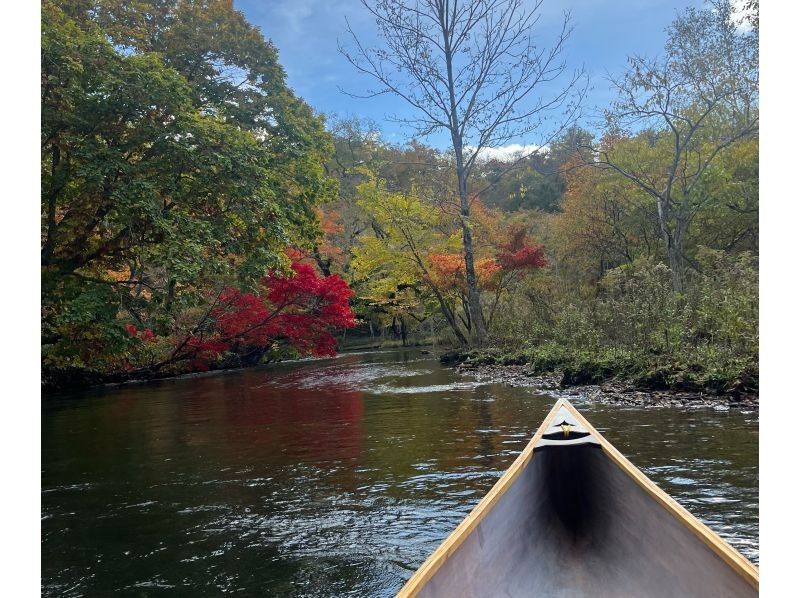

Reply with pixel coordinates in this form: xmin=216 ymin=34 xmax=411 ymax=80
xmin=42 ymin=0 xmax=344 ymax=381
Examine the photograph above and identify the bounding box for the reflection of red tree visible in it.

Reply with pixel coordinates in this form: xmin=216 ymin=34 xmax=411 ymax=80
xmin=221 ymin=371 xmax=364 ymax=464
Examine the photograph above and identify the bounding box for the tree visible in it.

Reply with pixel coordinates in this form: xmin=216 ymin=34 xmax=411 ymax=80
xmin=341 ymin=0 xmax=584 ymax=344
xmin=313 ymin=116 xmax=387 ymax=278
xmin=475 ymin=126 xmax=594 ymax=213
xmin=352 ymin=172 xmax=470 ymax=345
xmin=476 ymin=155 xmax=563 ymax=213
xmin=185 ymin=263 xmax=356 ymax=369
xmin=689 ymin=137 xmax=758 ymax=254
xmin=586 ymin=0 xmax=758 ymax=292
xmin=41 ymin=0 xmax=338 ymax=373
xmin=352 ymin=172 xmax=548 ymax=344
xmin=551 ymin=151 xmax=660 ymax=284
xmin=429 ymin=226 xmax=547 ymax=329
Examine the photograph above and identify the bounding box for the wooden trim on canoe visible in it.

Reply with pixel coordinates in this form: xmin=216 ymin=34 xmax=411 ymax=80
xmin=397 ymin=399 xmax=566 ymax=597
xmin=397 ymin=398 xmax=758 ymax=597
xmin=558 ymin=400 xmax=759 ymax=590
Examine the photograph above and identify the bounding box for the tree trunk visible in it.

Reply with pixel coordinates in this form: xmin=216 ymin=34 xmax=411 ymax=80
xmin=312 ymin=246 xmax=332 ymax=277
xmin=667 ymin=238 xmax=684 ymax=293
xmin=456 ymin=155 xmax=486 ymax=345
xmin=164 ymin=278 xmax=177 ymax=313
xmin=656 ymin=197 xmax=685 ymax=293
xmin=439 ymin=5 xmax=486 ymax=347
xmin=430 ymin=283 xmax=469 ymax=346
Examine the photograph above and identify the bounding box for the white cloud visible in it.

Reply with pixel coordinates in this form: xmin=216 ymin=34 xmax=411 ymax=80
xmin=465 ymin=144 xmax=546 ymax=163
xmin=729 ymin=0 xmax=756 ymax=32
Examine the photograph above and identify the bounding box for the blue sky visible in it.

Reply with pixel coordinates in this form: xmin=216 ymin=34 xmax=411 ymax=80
xmin=237 ymin=0 xmax=705 ymax=149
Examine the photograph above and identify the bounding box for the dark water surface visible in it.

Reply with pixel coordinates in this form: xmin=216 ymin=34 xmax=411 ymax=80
xmin=42 ymin=349 xmax=758 ymax=596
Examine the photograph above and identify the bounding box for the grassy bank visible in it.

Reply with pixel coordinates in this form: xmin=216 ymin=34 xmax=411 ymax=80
xmin=443 ymin=343 xmax=757 ymax=399
xmin=442 ymin=252 xmax=759 ymax=402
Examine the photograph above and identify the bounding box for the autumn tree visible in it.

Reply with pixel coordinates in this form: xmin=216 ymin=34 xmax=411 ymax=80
xmin=314 ymin=116 xmax=385 ymax=277
xmin=342 ymin=0 xmax=584 ymax=344
xmin=551 ymin=151 xmax=660 ymax=285
xmin=182 ymin=263 xmax=355 ymax=369
xmin=315 ymin=119 xmax=452 ymax=281
xmin=585 ymin=0 xmax=758 ymax=292
xmin=41 ymin=0 xmax=338 ymax=374
xmin=352 ymin=173 xmax=470 ymax=345
xmin=428 ymin=227 xmax=547 ymax=330
xmin=353 ymin=172 xmax=548 ymax=344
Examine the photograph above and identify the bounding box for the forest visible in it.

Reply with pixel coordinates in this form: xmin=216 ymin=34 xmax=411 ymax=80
xmin=41 ymin=0 xmax=758 ymax=397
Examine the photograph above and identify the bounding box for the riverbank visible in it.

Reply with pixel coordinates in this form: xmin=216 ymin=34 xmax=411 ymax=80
xmin=41 ymin=344 xmax=426 ymax=394
xmin=445 ymin=347 xmax=758 ymax=409
xmin=44 ymin=341 xmax=758 ymax=410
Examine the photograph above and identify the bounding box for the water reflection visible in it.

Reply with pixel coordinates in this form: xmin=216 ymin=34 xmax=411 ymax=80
xmin=42 ymin=349 xmax=757 ymax=596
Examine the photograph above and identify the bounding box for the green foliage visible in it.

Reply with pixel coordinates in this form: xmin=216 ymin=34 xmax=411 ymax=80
xmin=597 ymin=259 xmax=683 ymax=354
xmin=478 ymin=157 xmax=563 ymax=213
xmin=485 ymin=253 xmax=758 ymax=394
xmin=41 ymin=277 xmax=134 ymax=370
xmin=41 ymin=0 xmax=337 ymax=375
xmin=685 ymin=248 xmax=759 ymax=353
xmin=595 ymin=0 xmax=757 ymax=292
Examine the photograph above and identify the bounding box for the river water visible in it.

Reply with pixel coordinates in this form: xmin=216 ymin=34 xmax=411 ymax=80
xmin=42 ymin=349 xmax=758 ymax=596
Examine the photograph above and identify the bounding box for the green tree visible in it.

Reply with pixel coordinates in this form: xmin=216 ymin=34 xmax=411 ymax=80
xmin=687 ymin=138 xmax=758 ymax=255
xmin=476 ymin=127 xmax=594 ymax=213
xmin=588 ymin=0 xmax=758 ymax=292
xmin=41 ymin=0 xmax=337 ymax=373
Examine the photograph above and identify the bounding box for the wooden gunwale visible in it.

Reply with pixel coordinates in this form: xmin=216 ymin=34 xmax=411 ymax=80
xmin=558 ymin=400 xmax=759 ymax=590
xmin=397 ymin=399 xmax=565 ymax=597
xmin=397 ymin=398 xmax=758 ymax=597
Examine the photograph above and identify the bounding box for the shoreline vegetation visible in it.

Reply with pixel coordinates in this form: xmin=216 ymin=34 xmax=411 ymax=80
xmin=443 ymin=348 xmax=757 ymax=409
xmin=44 ymin=342 xmax=758 ymax=411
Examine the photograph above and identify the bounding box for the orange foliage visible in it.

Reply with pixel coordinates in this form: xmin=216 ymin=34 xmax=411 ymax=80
xmin=428 ymin=253 xmax=501 ymax=291
xmin=318 ymin=207 xmax=345 ymax=235
xmin=284 ymin=246 xmax=310 ymax=262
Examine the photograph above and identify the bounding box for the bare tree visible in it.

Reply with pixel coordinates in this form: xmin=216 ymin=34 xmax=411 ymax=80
xmin=583 ymin=0 xmax=758 ymax=292
xmin=341 ymin=0 xmax=584 ymax=345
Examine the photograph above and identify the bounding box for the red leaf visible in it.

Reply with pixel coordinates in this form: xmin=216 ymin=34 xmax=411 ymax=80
xmin=189 ymin=261 xmax=356 ymax=365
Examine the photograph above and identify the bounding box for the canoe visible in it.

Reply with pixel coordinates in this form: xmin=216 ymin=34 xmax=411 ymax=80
xmin=398 ymin=398 xmax=758 ymax=597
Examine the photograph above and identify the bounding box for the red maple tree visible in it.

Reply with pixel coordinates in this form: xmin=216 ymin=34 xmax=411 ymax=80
xmin=187 ymin=263 xmax=355 ymax=367
xmin=497 ymin=229 xmax=548 ymax=271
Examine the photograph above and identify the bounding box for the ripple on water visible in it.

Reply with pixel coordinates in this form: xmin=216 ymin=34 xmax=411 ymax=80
xmin=367 ymin=380 xmax=486 ymax=395
xmin=41 ymin=349 xmax=758 ymax=595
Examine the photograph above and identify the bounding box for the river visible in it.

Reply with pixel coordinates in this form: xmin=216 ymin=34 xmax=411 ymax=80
xmin=42 ymin=349 xmax=758 ymax=596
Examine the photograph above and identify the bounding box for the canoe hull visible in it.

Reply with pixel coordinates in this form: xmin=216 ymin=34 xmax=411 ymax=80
xmin=399 ymin=399 xmax=758 ymax=597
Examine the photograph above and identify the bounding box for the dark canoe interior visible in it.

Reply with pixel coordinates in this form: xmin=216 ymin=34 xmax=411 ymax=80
xmin=416 ymin=442 xmax=756 ymax=598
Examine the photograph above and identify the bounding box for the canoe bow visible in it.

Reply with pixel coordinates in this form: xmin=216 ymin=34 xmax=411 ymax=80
xmin=398 ymin=398 xmax=758 ymax=597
